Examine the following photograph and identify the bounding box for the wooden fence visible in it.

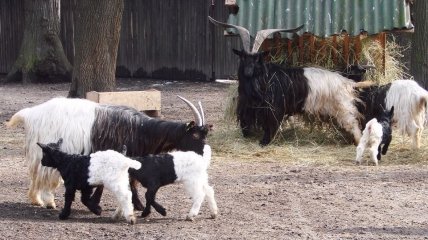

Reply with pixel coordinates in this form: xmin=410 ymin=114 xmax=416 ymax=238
xmin=1 ymin=0 xmax=388 ymax=81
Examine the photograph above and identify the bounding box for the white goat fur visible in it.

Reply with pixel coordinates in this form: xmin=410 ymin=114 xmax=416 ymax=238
xmin=88 ymin=150 xmax=141 ymax=223
xmin=355 ymin=118 xmax=383 ymax=166
xmin=6 ymin=97 xmax=98 ymax=208
xmin=170 ymin=144 xmax=218 ymax=221
xmin=385 ymin=79 xmax=428 ymax=148
xmin=303 ymin=67 xmax=363 ymax=143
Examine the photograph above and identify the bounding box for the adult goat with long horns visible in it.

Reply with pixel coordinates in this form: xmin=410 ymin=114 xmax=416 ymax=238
xmin=209 ymin=16 xmax=369 ymax=146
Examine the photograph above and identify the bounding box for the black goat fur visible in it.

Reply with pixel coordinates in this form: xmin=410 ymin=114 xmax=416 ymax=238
xmin=128 ymin=154 xmax=178 ymax=218
xmin=376 ymin=106 xmax=394 ymax=160
xmin=37 ymin=139 xmax=102 ymax=220
xmin=233 ymin=49 xmax=309 ymax=146
xmin=356 ymin=84 xmax=392 ymax=129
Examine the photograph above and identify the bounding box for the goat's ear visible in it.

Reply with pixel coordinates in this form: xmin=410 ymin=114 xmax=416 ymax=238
xmin=232 ymin=49 xmax=243 ymax=57
xmin=186 ymin=121 xmax=196 ymax=131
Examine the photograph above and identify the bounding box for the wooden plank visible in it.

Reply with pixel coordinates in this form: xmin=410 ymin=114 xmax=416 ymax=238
xmin=86 ymin=89 xmax=161 ymax=112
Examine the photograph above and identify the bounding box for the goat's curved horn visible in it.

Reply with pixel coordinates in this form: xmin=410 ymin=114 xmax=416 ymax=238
xmin=177 ymin=95 xmax=203 ymax=126
xmin=208 ymin=16 xmax=251 ymax=53
xmin=360 ymin=65 xmax=376 ymax=69
xmin=251 ymin=25 xmax=304 ymax=53
xmin=198 ymin=101 xmax=205 ymax=125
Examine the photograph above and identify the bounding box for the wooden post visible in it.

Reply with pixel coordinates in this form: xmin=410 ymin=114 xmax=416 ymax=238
xmin=343 ymin=33 xmax=350 ymax=66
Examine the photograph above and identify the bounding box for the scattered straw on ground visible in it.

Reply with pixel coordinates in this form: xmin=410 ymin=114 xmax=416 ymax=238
xmin=211 ymin=117 xmax=428 ymax=167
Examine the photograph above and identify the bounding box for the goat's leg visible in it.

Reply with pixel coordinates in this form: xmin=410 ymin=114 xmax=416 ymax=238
xmin=185 ymin=182 xmax=205 ymax=221
xmin=109 ymin=182 xmax=136 ymax=224
xmin=239 ymin=119 xmax=251 ymax=138
xmin=203 ymin=183 xmax=218 ymax=219
xmin=43 ymin=173 xmax=62 ymax=209
xmin=59 ymin=187 xmax=76 ymax=220
xmin=81 ymin=187 xmax=101 ymax=215
xmin=355 ymin=145 xmax=364 ymax=165
xmin=142 ymin=186 xmax=165 ymax=217
xmin=369 ymin=146 xmax=379 ymax=166
xmin=89 ymin=185 xmax=103 ymax=208
xmin=260 ymin=122 xmax=279 ymax=146
xmin=382 ymin=135 xmax=392 ymax=155
xmin=377 ymin=145 xmax=382 ymax=161
xmin=130 ymin=178 xmax=144 ymax=211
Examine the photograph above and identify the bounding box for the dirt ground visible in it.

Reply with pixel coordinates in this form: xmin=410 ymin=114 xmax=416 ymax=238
xmin=1 ymin=79 xmax=428 ymax=240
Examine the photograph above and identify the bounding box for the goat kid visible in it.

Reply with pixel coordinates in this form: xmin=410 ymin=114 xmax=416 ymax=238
xmin=356 ymin=107 xmax=394 ymax=166
xmin=128 ymin=144 xmax=218 ymax=221
xmin=37 ymin=139 xmax=141 ymax=224
xmin=6 ymin=96 xmax=209 ymax=210
xmin=209 ymin=16 xmax=367 ymax=146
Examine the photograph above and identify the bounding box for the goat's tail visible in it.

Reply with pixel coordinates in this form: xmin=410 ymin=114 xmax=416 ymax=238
xmin=5 ymin=108 xmax=29 ymax=128
xmin=418 ymin=96 xmax=428 ymax=113
xmin=127 ymin=159 xmax=142 ymax=170
xmin=354 ymin=80 xmax=375 ymax=89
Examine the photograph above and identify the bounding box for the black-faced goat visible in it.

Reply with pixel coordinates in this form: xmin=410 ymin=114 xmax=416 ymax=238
xmin=6 ymin=95 xmax=210 ymax=211
xmin=209 ymin=16 xmax=368 ymax=146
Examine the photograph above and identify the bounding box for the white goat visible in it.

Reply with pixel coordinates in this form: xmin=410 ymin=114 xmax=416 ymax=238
xmin=356 ymin=107 xmax=394 ymax=166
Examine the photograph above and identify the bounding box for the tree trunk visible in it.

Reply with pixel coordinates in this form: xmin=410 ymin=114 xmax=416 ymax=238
xmin=4 ymin=0 xmax=72 ymax=83
xmin=68 ymin=0 xmax=124 ymax=98
xmin=410 ymin=0 xmax=428 ymax=89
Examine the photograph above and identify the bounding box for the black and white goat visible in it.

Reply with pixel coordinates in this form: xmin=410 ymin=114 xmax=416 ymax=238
xmin=209 ymin=16 xmax=368 ymax=146
xmin=356 ymin=107 xmax=394 ymax=166
xmin=128 ymin=144 xmax=217 ymax=221
xmin=357 ymin=79 xmax=428 ymax=148
xmin=6 ymin=95 xmax=210 ymax=210
xmin=37 ymin=139 xmax=141 ymax=224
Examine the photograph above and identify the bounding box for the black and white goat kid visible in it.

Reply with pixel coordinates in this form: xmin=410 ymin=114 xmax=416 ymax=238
xmin=128 ymin=144 xmax=217 ymax=221
xmin=209 ymin=16 xmax=367 ymax=146
xmin=37 ymin=139 xmax=141 ymax=224
xmin=356 ymin=106 xmax=394 ymax=166
xmin=6 ymin=95 xmax=210 ymax=211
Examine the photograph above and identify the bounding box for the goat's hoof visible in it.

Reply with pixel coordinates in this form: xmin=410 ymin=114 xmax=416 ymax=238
xmin=210 ymin=213 xmax=217 ymax=219
xmin=158 ymin=208 xmax=167 ymax=216
xmin=128 ymin=216 xmax=137 ymax=225
xmin=90 ymin=206 xmax=102 ymax=215
xmin=59 ymin=213 xmax=69 ymax=220
xmin=185 ymin=215 xmax=195 ymax=221
xmin=46 ymin=205 xmax=55 ymax=210
xmin=133 ymin=202 xmax=145 ymax=211
xmin=141 ymin=211 xmax=151 ymax=218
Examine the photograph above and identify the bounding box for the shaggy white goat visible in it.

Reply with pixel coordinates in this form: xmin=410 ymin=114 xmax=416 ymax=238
xmin=385 ymin=80 xmax=428 ymax=148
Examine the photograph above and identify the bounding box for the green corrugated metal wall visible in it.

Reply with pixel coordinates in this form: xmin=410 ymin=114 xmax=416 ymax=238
xmin=227 ymin=0 xmax=413 ymax=38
